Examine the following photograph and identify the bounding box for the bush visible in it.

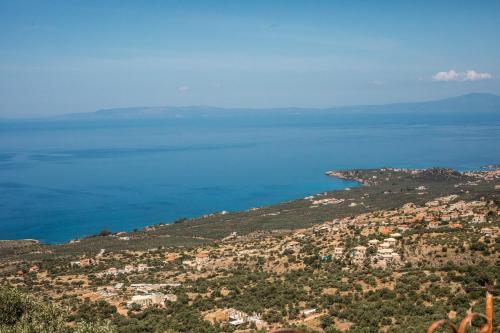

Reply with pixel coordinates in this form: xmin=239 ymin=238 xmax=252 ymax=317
xmin=98 ymin=229 xmax=112 ymax=237
xmin=0 ymin=288 xmax=117 ymax=333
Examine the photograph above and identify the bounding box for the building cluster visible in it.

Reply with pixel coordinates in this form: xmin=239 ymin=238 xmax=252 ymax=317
xmin=127 ymin=292 xmax=177 ymax=309
xmin=95 ymin=282 xmax=180 ymax=309
xmin=101 ymin=263 xmax=149 ymax=276
xmin=371 ymin=236 xmax=401 ymax=269
xmin=70 ymin=248 xmax=106 ymax=267
xmin=70 ymin=257 xmax=97 ymax=267
xmin=462 ymin=168 xmax=500 ymax=181
xmin=171 ymin=195 xmax=497 ymax=276
xmin=130 ymin=283 xmax=180 ymax=292
xmin=225 ymin=308 xmax=266 ymax=328
xmin=321 ymin=196 xmax=495 ymax=233
xmin=331 ymin=234 xmax=401 ymax=269
xmin=305 ymin=195 xmax=497 ymax=270
xmin=97 ymin=283 xmax=124 ymax=297
xmin=182 ymin=251 xmax=211 ymax=270
xmin=306 ymin=195 xmax=345 ymax=208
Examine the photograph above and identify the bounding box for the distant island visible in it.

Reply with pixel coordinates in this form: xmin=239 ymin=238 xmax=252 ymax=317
xmin=2 ymin=93 xmax=499 ymax=122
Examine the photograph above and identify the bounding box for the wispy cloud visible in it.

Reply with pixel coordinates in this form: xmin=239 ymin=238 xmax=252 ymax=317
xmin=177 ymin=85 xmax=190 ymax=92
xmin=432 ymin=70 xmax=493 ymax=82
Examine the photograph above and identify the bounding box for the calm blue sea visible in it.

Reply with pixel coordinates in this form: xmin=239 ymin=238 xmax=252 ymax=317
xmin=0 ymin=111 xmax=499 ymax=243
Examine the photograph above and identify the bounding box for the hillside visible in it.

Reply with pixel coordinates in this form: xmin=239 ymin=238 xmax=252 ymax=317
xmin=0 ymin=167 xmax=498 ymax=332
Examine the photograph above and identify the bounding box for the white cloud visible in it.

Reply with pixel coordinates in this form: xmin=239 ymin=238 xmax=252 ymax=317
xmin=432 ymin=69 xmax=493 ymax=82
xmin=464 ymin=70 xmax=492 ymax=81
xmin=372 ymin=80 xmax=384 ymax=86
xmin=177 ymin=85 xmax=190 ymax=92
xmin=433 ymin=70 xmax=460 ymax=81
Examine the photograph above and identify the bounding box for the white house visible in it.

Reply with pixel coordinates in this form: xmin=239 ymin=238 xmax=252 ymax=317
xmin=471 ymin=214 xmax=487 ymax=224
xmin=384 ymin=237 xmax=397 ymax=246
xmin=333 ymin=247 xmax=345 ymax=259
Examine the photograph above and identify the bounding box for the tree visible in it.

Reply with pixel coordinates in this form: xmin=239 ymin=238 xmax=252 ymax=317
xmin=74 ymin=320 xmax=116 ymax=333
xmin=74 ymin=300 xmax=117 ymax=322
xmin=319 ymin=314 xmax=333 ymax=329
xmin=0 ymin=287 xmax=66 ymax=333
xmin=98 ymin=229 xmax=112 ymax=237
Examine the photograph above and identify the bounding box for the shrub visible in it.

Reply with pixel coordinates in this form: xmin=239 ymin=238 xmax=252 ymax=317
xmin=0 ymin=288 xmax=117 ymax=333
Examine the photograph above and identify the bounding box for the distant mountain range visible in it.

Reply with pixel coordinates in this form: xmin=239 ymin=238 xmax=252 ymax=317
xmin=1 ymin=93 xmax=499 ymax=123
xmin=47 ymin=93 xmax=499 ymax=121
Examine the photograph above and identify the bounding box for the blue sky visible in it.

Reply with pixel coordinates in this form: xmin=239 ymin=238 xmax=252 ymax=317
xmin=1 ymin=0 xmax=499 ymax=117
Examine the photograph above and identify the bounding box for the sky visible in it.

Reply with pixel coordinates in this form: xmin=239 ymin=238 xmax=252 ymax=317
xmin=0 ymin=0 xmax=499 ymax=117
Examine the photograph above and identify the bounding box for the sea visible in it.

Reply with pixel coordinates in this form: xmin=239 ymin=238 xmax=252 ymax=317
xmin=0 ymin=111 xmax=499 ymax=243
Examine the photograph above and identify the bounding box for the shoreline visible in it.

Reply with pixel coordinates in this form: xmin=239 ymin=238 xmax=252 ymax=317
xmin=1 ymin=165 xmax=498 ymax=253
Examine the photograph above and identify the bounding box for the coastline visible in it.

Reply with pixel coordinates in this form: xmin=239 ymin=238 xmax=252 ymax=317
xmin=0 ymin=166 xmax=498 ymax=259
xmin=0 ymin=173 xmax=361 ymax=246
